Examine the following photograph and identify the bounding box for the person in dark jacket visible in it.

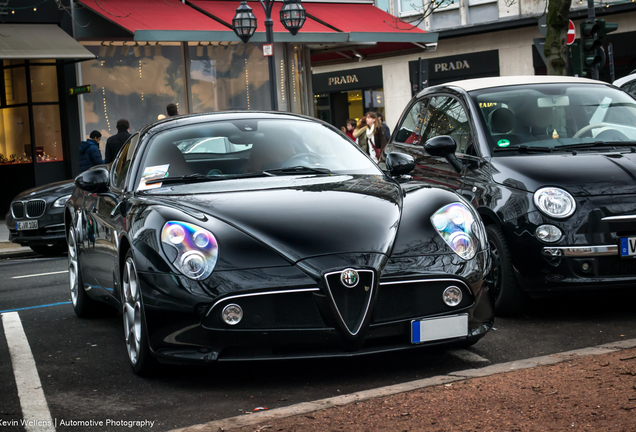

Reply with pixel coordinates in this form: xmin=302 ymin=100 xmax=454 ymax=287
xmin=79 ymin=130 xmax=104 ymax=172
xmin=378 ymin=114 xmax=391 ymax=141
xmin=104 ymin=119 xmax=131 ymax=164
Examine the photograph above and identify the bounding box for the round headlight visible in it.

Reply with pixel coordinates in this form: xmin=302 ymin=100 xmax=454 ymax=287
xmin=533 ymin=187 xmax=576 ymax=219
xmin=449 ymin=231 xmax=476 ymax=260
xmin=180 ymin=251 xmax=207 ymax=279
xmin=536 ymin=224 xmax=562 ymax=243
xmin=166 ymin=224 xmax=186 ymax=244
xmin=443 ymin=286 xmax=463 ymax=307
xmin=221 ymin=304 xmax=243 ymax=325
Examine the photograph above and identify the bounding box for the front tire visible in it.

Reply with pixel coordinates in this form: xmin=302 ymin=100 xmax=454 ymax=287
xmin=68 ymin=227 xmax=101 ymax=317
xmin=121 ymin=250 xmax=156 ymax=376
xmin=485 ymin=224 xmax=528 ymax=316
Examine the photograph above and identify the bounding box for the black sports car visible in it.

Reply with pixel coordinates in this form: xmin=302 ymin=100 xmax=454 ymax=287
xmin=65 ymin=112 xmax=493 ymax=375
xmin=387 ymin=75 xmax=636 ymax=316
xmin=6 ymin=179 xmax=74 ymax=255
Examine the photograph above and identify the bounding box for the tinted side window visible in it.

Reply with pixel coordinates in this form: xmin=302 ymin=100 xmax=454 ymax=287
xmin=422 ymin=96 xmax=472 ymax=154
xmin=112 ymin=134 xmax=139 ymax=190
xmin=395 ymin=100 xmax=427 ymax=145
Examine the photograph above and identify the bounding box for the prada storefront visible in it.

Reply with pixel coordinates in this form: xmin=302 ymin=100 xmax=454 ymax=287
xmin=312 ymin=66 xmax=384 ymax=130
xmin=409 ymin=50 xmax=500 ymax=95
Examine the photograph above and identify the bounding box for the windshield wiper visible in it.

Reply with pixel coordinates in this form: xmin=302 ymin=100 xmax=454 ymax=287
xmin=146 ymin=171 xmax=273 ymax=185
xmin=493 ymin=145 xmax=554 ymax=153
xmin=556 ymin=141 xmax=636 ymax=150
xmin=263 ymin=166 xmax=332 ymax=175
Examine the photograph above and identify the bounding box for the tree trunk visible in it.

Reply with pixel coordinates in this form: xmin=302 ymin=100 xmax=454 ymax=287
xmin=544 ymin=0 xmax=572 ymax=76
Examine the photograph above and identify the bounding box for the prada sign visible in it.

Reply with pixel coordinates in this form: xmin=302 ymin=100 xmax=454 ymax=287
xmin=409 ymin=50 xmax=499 ymax=88
xmin=313 ymin=66 xmax=383 ymax=93
xmin=434 ymin=60 xmax=471 ymax=72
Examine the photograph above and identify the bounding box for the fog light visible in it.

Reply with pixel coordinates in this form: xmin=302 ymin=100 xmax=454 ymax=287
xmin=222 ymin=304 xmax=243 ymax=325
xmin=581 ymin=262 xmax=591 ymax=272
xmin=442 ymin=286 xmax=462 ymax=307
xmin=535 ymin=224 xmax=562 ymax=243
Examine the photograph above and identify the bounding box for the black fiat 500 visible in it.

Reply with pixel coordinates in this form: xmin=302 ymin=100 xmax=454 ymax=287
xmin=387 ymin=76 xmax=636 ymax=315
xmin=65 ymin=112 xmax=493 ymax=375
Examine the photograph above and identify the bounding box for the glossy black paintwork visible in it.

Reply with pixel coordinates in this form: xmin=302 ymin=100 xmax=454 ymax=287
xmin=5 ymin=179 xmax=74 ymax=247
xmin=65 ymin=111 xmax=494 ymax=363
xmin=388 ymin=83 xmax=636 ymax=295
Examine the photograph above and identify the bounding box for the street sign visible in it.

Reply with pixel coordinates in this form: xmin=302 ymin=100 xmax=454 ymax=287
xmin=538 ymin=15 xmax=547 ymax=38
xmin=262 ymin=44 xmax=273 ymax=57
xmin=567 ymin=20 xmax=576 ymax=45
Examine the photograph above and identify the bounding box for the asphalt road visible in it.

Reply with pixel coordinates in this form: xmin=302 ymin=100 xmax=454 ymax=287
xmin=1 ymin=255 xmax=635 ymax=432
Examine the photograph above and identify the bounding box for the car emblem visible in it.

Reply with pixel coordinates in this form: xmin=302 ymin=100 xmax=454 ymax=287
xmin=340 ymin=269 xmax=359 ymax=288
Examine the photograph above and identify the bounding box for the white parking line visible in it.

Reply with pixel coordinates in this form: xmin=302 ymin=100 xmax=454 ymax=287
xmin=12 ymin=270 xmax=68 ymax=279
xmin=2 ymin=312 xmax=55 ymax=432
xmin=447 ymin=348 xmax=490 ymax=363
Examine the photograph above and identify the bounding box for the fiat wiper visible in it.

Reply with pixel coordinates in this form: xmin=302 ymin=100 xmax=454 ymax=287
xmin=263 ymin=166 xmax=332 ymax=175
xmin=556 ymin=141 xmax=636 ymax=150
xmin=146 ymin=171 xmax=273 ymax=185
xmin=493 ymin=145 xmax=554 ymax=153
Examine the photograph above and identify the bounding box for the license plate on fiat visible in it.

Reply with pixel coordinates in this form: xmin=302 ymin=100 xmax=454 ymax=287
xmin=411 ymin=314 xmax=468 ymax=344
xmin=16 ymin=220 xmax=38 ymax=231
xmin=620 ymin=237 xmax=636 ymax=258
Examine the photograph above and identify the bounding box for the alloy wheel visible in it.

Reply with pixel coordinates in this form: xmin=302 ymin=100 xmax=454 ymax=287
xmin=68 ymin=228 xmax=79 ymax=307
xmin=122 ymin=257 xmax=142 ymax=365
xmin=486 ymin=239 xmax=501 ymax=301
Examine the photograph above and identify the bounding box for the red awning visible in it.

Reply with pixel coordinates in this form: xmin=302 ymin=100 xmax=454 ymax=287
xmin=305 ymin=3 xmax=435 ymax=43
xmin=76 ymin=0 xmax=238 ymax=41
xmin=188 ymin=0 xmax=348 ymax=43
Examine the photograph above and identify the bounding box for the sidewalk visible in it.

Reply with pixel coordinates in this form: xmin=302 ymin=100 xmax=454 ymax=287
xmin=174 ymin=339 xmax=636 ymax=432
xmin=0 ymin=219 xmax=35 ymax=258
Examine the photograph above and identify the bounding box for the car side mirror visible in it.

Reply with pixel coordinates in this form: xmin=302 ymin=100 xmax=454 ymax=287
xmin=75 ymin=167 xmax=110 ymax=194
xmin=386 ymin=152 xmax=416 ymax=176
xmin=424 ymin=136 xmax=463 ymax=173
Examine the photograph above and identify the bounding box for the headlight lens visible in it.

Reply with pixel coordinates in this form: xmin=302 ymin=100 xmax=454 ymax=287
xmin=431 ymin=203 xmax=478 ymax=260
xmin=161 ymin=221 xmax=218 ymax=280
xmin=535 ymin=224 xmax=562 ymax=243
xmin=53 ymin=194 xmax=72 ymax=208
xmin=533 ymin=187 xmax=576 ymax=219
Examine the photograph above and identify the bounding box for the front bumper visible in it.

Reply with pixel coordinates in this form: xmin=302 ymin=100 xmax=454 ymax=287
xmin=6 ymin=208 xmax=66 ymax=246
xmin=137 ymin=252 xmax=493 ymax=364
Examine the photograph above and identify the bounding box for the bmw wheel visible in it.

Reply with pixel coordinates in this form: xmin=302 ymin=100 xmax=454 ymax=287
xmin=485 ymin=224 xmax=528 ymax=316
xmin=122 ymin=250 xmax=155 ymax=375
xmin=68 ymin=226 xmax=100 ymax=317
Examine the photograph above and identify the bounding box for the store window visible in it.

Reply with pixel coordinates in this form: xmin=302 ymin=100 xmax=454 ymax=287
xmin=33 ymin=105 xmax=63 ymax=163
xmin=30 ymin=64 xmax=59 ymax=103
xmin=286 ymin=44 xmax=306 ymax=114
xmin=80 ymin=43 xmax=186 ymax=142
xmin=364 ymin=88 xmax=385 ymax=119
xmin=188 ymin=42 xmax=271 ymax=112
xmin=0 ymin=106 xmax=31 ymax=165
xmin=4 ymin=67 xmax=28 ymax=105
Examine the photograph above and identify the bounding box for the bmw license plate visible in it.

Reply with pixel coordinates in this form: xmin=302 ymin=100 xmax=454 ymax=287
xmin=411 ymin=314 xmax=468 ymax=344
xmin=16 ymin=220 xmax=38 ymax=231
xmin=620 ymin=237 xmax=636 ymax=258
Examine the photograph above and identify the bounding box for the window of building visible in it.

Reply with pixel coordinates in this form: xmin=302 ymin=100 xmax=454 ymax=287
xmin=0 ymin=106 xmax=31 ymax=164
xmin=376 ymin=0 xmax=390 ymax=13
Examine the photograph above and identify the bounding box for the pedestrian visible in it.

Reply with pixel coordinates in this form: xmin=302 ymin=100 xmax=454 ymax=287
xmin=104 ymin=119 xmax=132 ymax=164
xmin=358 ymin=112 xmax=387 ymax=163
xmin=345 ymin=119 xmax=357 ymax=141
xmin=378 ymin=114 xmax=391 ymax=141
xmin=352 ymin=117 xmax=368 ymax=151
xmin=166 ymin=103 xmax=179 ymax=117
xmin=79 ymin=130 xmax=104 ymax=172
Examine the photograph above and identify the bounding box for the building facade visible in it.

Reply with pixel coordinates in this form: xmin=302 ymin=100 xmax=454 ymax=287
xmin=312 ymin=0 xmax=636 ymax=131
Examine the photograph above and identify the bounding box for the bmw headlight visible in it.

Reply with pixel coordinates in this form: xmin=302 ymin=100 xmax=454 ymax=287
xmin=533 ymin=187 xmax=576 ymax=219
xmin=53 ymin=194 xmax=72 ymax=208
xmin=161 ymin=221 xmax=218 ymax=280
xmin=431 ymin=203 xmax=478 ymax=260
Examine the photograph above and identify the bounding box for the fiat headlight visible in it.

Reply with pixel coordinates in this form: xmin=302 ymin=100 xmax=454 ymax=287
xmin=161 ymin=221 xmax=218 ymax=280
xmin=53 ymin=194 xmax=72 ymax=208
xmin=431 ymin=203 xmax=478 ymax=260
xmin=533 ymin=187 xmax=576 ymax=219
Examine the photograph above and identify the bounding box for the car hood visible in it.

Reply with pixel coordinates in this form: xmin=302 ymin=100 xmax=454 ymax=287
xmin=491 ymin=151 xmax=636 ymax=196
xmin=13 ymin=179 xmax=75 ymax=201
xmin=147 ymin=175 xmax=403 ymax=263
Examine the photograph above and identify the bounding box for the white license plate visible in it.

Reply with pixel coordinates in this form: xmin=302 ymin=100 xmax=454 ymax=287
xmin=411 ymin=314 xmax=468 ymax=344
xmin=16 ymin=220 xmax=38 ymax=231
xmin=620 ymin=237 xmax=636 ymax=258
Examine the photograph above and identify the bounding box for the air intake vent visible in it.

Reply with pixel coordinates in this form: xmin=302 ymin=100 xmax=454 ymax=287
xmin=25 ymin=200 xmax=46 ymax=218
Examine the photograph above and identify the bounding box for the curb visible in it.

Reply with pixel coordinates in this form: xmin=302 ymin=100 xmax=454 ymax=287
xmin=169 ymin=338 xmax=636 ymax=432
xmin=0 ymin=247 xmax=36 ymax=259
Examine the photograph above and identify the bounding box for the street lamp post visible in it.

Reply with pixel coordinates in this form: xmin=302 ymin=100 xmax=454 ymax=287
xmin=232 ymin=0 xmax=306 ymax=111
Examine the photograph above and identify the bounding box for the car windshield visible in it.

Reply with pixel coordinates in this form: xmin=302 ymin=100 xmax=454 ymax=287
xmin=136 ymin=118 xmax=380 ymax=189
xmin=469 ymin=83 xmax=636 ymax=155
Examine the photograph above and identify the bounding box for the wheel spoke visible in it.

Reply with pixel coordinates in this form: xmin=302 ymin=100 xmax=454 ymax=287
xmin=123 ymin=256 xmax=143 ymax=366
xmin=68 ymin=229 xmax=79 ymax=307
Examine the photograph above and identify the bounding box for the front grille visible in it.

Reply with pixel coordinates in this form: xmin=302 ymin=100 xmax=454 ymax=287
xmin=25 ymin=200 xmax=46 ymax=218
xmin=597 ymin=257 xmax=636 ymax=276
xmin=11 ymin=202 xmax=24 ymax=219
xmin=373 ymin=279 xmax=473 ymax=323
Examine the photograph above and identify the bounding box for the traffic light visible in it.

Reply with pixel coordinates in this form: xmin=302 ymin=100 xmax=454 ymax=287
xmin=597 ymin=19 xmax=618 ymax=39
xmin=580 ymin=20 xmax=602 ymax=76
